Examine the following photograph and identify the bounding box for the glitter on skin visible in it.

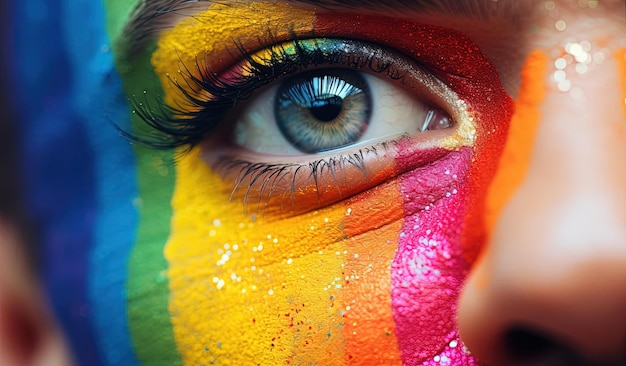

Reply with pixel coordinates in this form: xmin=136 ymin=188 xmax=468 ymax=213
xmin=341 ymin=181 xmax=404 ymax=364
xmin=313 ymin=14 xmax=513 ymax=364
xmin=165 ymin=147 xmax=350 ymax=365
xmin=393 ymin=146 xmax=478 ymax=365
xmin=550 ymin=40 xmax=608 ymax=96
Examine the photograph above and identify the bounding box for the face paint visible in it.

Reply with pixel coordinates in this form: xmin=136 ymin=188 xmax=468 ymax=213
xmin=13 ymin=1 xmax=147 ymax=365
xmin=151 ymin=3 xmax=513 ymax=366
xmin=618 ymin=49 xmax=626 ymax=117
xmin=312 ymin=14 xmax=515 ymax=264
xmin=485 ymin=51 xmax=548 ymax=234
xmin=152 ymin=2 xmax=317 ymax=109
xmin=14 ymin=0 xmax=513 ymax=364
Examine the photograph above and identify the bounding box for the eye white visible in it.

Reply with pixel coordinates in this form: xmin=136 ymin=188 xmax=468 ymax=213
xmin=234 ymin=71 xmax=433 ymax=156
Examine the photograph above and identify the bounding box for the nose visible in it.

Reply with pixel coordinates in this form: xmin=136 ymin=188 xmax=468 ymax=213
xmin=458 ymin=51 xmax=626 ymax=366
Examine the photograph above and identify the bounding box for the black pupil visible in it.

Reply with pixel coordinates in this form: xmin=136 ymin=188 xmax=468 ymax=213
xmin=310 ymin=95 xmax=343 ymax=122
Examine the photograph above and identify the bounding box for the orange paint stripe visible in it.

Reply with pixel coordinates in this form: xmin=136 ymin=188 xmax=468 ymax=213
xmin=342 ymin=181 xmax=403 ymax=364
xmin=617 ymin=49 xmax=626 ymax=118
xmin=485 ymin=51 xmax=548 ymax=234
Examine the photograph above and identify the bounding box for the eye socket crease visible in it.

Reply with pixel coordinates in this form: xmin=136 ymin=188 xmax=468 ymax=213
xmin=118 ymin=0 xmax=535 ymax=58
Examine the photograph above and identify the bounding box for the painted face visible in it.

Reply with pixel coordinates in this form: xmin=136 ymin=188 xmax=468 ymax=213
xmin=12 ymin=0 xmax=626 ymax=365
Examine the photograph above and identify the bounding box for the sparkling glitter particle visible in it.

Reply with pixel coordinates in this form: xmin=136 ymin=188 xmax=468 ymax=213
xmin=575 ymin=63 xmax=588 ymax=74
xmin=553 ymin=70 xmax=566 ymax=82
xmin=555 ymin=57 xmax=567 ymax=69
xmin=592 ymin=51 xmax=606 ymax=64
xmin=570 ymin=87 xmax=584 ymax=100
xmin=558 ymin=80 xmax=571 ymax=92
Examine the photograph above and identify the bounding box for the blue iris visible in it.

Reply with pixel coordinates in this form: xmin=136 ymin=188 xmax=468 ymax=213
xmin=275 ymin=69 xmax=372 ymax=154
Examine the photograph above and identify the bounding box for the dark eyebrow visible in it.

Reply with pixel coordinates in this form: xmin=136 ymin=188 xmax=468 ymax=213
xmin=119 ymin=0 xmax=527 ymax=57
xmin=289 ymin=0 xmax=526 ymax=18
xmin=118 ymin=0 xmax=207 ymax=56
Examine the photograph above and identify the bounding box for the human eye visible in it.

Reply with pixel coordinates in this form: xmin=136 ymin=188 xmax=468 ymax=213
xmin=227 ymin=39 xmax=454 ymax=157
xmin=134 ymin=8 xmax=512 ymax=216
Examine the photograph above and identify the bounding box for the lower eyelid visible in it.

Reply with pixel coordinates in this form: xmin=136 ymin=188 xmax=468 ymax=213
xmin=202 ymin=135 xmax=455 ymax=216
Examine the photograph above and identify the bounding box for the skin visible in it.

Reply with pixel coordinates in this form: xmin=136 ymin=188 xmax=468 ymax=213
xmin=460 ymin=4 xmax=626 ymax=363
xmin=0 ymin=1 xmax=625 ymax=365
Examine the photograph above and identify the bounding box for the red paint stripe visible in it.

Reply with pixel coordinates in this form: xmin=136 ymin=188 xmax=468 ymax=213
xmin=315 ymin=13 xmax=514 ymax=263
xmin=315 ymin=13 xmax=514 ymax=364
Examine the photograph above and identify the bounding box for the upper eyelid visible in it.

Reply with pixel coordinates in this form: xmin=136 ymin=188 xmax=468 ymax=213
xmin=129 ymin=37 xmax=437 ymax=150
xmin=137 ymin=4 xmax=513 ymax=154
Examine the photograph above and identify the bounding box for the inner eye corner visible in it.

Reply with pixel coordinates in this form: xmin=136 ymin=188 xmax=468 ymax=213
xmin=420 ymin=106 xmax=457 ymax=132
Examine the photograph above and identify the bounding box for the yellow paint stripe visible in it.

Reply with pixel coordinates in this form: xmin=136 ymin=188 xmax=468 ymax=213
xmin=151 ymin=3 xmax=360 ymax=364
xmin=152 ymin=2 xmax=317 ymax=108
xmin=165 ymin=147 xmax=350 ymax=365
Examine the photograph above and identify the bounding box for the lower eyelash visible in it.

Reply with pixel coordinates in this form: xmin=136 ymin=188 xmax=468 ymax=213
xmin=214 ymin=139 xmax=398 ymax=215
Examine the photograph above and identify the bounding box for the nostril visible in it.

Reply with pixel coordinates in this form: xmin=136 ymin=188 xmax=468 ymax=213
xmin=503 ymin=327 xmax=584 ymax=366
xmin=505 ymin=327 xmax=557 ymax=359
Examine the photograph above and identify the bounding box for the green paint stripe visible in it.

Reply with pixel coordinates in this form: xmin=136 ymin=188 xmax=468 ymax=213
xmin=104 ymin=0 xmax=182 ymax=363
xmin=104 ymin=0 xmax=138 ymax=42
xmin=121 ymin=49 xmax=183 ymax=366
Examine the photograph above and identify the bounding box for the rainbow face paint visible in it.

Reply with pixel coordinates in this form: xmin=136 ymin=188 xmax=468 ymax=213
xmin=13 ymin=1 xmax=513 ymax=365
xmin=149 ymin=3 xmax=513 ymax=365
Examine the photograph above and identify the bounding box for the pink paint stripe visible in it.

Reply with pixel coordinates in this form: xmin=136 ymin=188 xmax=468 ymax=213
xmin=392 ymin=147 xmax=479 ymax=365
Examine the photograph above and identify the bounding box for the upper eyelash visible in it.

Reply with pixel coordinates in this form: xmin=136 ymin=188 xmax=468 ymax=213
xmin=124 ymin=37 xmax=421 ymax=212
xmin=125 ymin=36 xmax=403 ymax=150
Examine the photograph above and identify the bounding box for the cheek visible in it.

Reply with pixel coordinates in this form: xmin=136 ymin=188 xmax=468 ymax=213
xmin=162 ymin=146 xmax=491 ymax=366
xmin=164 ymin=147 xmax=404 ymax=365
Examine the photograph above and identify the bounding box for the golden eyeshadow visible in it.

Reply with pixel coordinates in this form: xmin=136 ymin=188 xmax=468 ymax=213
xmin=152 ymin=2 xmax=315 ymax=106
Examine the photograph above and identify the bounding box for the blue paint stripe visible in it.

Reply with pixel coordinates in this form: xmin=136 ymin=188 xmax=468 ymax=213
xmin=12 ymin=1 xmax=101 ymax=365
xmin=61 ymin=1 xmax=140 ymax=365
xmin=13 ymin=1 xmax=140 ymax=365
